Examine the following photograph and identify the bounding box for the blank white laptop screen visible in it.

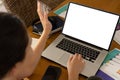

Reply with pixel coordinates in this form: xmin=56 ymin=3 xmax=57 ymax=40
xmin=62 ymin=3 xmax=119 ymax=50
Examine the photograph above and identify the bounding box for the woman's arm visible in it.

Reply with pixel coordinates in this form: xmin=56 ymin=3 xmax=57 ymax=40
xmin=32 ymin=1 xmax=52 ymax=60
xmin=28 ymin=1 xmax=52 ymax=73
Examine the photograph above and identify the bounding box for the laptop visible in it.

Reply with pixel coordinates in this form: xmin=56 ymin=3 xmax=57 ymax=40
xmin=42 ymin=2 xmax=119 ymax=77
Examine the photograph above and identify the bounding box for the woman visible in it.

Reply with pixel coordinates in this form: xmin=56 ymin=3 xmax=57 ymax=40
xmin=0 ymin=1 xmax=85 ymax=80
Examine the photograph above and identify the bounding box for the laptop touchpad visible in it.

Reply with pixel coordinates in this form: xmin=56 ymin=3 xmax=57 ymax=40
xmin=58 ymin=53 xmax=70 ymax=67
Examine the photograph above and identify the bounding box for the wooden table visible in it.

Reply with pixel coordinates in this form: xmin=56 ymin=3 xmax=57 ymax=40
xmin=28 ymin=0 xmax=120 ymax=80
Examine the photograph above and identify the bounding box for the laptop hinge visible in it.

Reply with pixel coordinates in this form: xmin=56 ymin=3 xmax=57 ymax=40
xmin=64 ymin=35 xmax=104 ymax=50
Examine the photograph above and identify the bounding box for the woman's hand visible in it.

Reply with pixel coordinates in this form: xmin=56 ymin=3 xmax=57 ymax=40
xmin=67 ymin=53 xmax=85 ymax=80
xmin=37 ymin=1 xmax=52 ymax=35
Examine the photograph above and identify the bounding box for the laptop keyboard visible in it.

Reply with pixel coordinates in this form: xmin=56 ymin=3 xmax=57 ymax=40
xmin=56 ymin=38 xmax=100 ymax=63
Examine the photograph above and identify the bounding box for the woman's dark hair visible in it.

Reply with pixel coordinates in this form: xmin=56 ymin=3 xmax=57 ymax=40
xmin=0 ymin=12 xmax=29 ymax=78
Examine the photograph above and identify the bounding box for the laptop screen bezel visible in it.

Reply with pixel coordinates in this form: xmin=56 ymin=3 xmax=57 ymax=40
xmin=61 ymin=2 xmax=120 ymax=51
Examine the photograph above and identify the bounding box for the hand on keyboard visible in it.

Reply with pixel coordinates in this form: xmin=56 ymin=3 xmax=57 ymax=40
xmin=67 ymin=53 xmax=85 ymax=80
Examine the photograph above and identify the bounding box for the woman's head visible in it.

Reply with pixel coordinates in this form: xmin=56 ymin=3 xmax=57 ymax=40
xmin=0 ymin=12 xmax=29 ymax=78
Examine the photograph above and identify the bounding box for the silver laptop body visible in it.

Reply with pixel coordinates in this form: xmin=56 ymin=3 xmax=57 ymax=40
xmin=42 ymin=2 xmax=119 ymax=77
